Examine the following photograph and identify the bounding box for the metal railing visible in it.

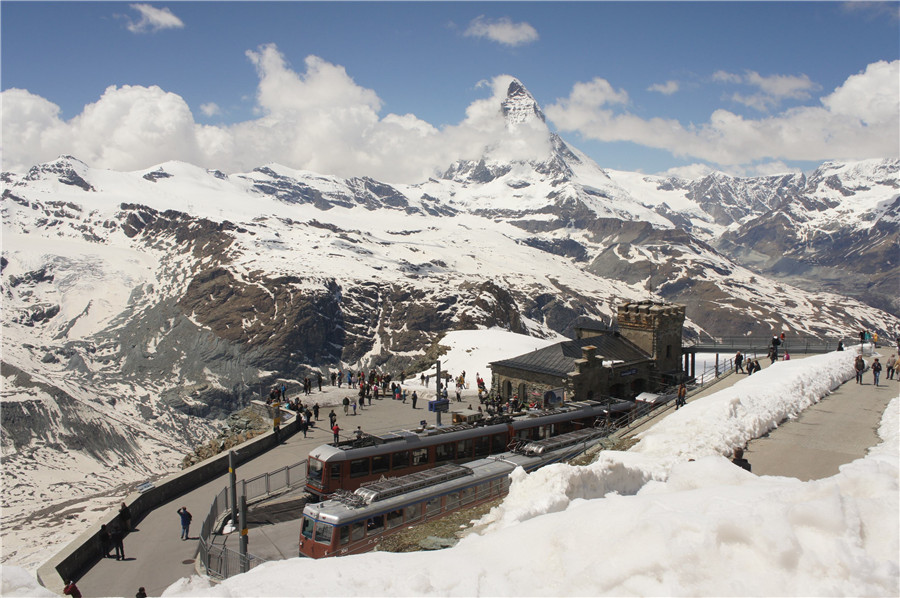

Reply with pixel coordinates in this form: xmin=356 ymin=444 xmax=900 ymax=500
xmin=688 ymin=336 xmax=850 ymax=354
xmin=197 ymin=460 xmax=307 ymax=579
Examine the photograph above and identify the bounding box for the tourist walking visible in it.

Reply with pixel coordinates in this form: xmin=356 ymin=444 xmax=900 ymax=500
xmin=872 ymin=358 xmax=882 ymax=387
xmin=734 ymin=351 xmax=744 ymax=373
xmin=855 ymin=355 xmax=866 ymax=384
xmin=675 ymin=383 xmax=687 ymax=410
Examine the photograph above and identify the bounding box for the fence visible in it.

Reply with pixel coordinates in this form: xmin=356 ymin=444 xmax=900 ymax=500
xmin=197 ymin=460 xmax=307 ymax=579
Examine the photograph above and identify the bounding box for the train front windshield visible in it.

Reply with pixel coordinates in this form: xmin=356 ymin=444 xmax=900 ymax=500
xmin=301 ymin=515 xmax=315 ymax=539
xmin=307 ymin=457 xmax=324 ymax=489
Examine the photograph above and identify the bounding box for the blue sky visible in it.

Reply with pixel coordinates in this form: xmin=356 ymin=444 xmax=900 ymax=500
xmin=2 ymin=2 xmax=898 ymax=181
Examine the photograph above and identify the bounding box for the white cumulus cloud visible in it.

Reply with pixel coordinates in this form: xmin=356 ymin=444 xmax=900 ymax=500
xmin=464 ymin=16 xmax=539 ymax=47
xmin=648 ymin=80 xmax=680 ymax=96
xmin=0 ymin=45 xmax=553 ymax=183
xmin=126 ymin=4 xmax=185 ymax=34
xmin=714 ymin=69 xmax=821 ymax=112
xmin=546 ymin=60 xmax=899 ymax=169
xmin=199 ymin=103 xmax=221 ymax=117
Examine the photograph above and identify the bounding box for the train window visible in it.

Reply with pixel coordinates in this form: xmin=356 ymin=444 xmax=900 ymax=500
xmin=411 ymin=448 xmax=428 ymax=466
xmin=387 ymin=509 xmax=403 ymax=529
xmin=392 ymin=451 xmax=410 ymax=470
xmin=330 ymin=463 xmax=342 ymax=480
xmin=435 ymin=443 xmax=454 ymax=462
xmin=460 ymin=487 xmax=474 ymax=505
xmin=349 ymin=458 xmax=369 ymax=478
xmin=476 ymin=483 xmax=489 ymax=499
xmin=446 ymin=491 xmax=460 ymax=510
xmin=474 ymin=436 xmax=490 ymax=457
xmin=456 ymin=439 xmax=473 ymax=460
xmin=301 ymin=516 xmax=315 ymax=539
xmin=350 ymin=521 xmax=365 ymax=542
xmin=491 ymin=434 xmax=506 ymax=453
xmin=314 ymin=522 xmax=333 ymax=545
xmin=372 ymin=455 xmax=390 ymax=475
xmin=339 ymin=525 xmax=350 ymax=546
xmin=426 ymin=496 xmax=441 ymax=517
xmin=406 ymin=503 xmax=421 ymax=522
xmin=307 ymin=459 xmax=324 ymax=485
xmin=367 ymin=515 xmax=384 ymax=534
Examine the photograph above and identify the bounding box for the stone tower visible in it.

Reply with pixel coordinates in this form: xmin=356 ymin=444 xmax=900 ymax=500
xmin=616 ymin=301 xmax=686 ymax=376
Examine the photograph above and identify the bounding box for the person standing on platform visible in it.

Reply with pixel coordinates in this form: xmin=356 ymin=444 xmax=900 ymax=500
xmin=110 ymin=525 xmax=125 ymax=560
xmin=676 ymin=383 xmax=687 ymax=410
xmin=119 ymin=502 xmax=132 ymax=532
xmin=178 ymin=507 xmax=192 ymax=540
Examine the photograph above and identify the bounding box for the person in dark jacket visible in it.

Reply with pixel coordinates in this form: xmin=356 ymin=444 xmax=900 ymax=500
xmin=732 ymin=447 xmax=751 ymax=472
xmin=98 ymin=524 xmax=112 ymax=558
xmin=110 ymin=525 xmax=125 ymax=560
xmin=119 ymin=502 xmax=132 ymax=531
xmin=136 ymin=587 xmax=148 ymax=598
xmin=178 ymin=507 xmax=192 ymax=540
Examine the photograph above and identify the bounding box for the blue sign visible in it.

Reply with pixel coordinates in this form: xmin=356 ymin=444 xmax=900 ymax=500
xmin=428 ymin=399 xmax=450 ymax=413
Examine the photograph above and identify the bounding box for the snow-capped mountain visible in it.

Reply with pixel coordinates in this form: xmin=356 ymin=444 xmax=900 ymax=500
xmin=2 ymin=79 xmax=898 ymax=571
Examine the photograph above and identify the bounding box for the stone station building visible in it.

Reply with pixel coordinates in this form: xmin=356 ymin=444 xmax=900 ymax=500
xmin=489 ymin=301 xmax=686 ymax=406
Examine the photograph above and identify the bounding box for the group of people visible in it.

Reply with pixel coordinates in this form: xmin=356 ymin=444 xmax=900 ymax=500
xmin=856 ymin=355 xmax=896 ymax=387
xmin=733 ymin=351 xmax=763 ymax=375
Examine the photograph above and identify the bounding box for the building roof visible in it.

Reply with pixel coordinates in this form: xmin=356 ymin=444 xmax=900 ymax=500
xmin=490 ymin=333 xmax=649 ymax=378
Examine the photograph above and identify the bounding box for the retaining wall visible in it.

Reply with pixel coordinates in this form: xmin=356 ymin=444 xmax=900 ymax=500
xmin=36 ymin=404 xmax=299 ymax=594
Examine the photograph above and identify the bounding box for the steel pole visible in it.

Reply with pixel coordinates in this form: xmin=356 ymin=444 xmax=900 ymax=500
xmin=228 ymin=450 xmax=238 ymax=531
xmin=239 ymin=495 xmax=249 ymax=573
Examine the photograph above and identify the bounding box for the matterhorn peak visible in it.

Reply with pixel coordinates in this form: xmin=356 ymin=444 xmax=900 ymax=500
xmin=501 ymin=79 xmax=546 ymax=127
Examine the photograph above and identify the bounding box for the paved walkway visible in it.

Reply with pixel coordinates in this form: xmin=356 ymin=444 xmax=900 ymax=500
xmin=746 ymin=366 xmax=897 ymax=480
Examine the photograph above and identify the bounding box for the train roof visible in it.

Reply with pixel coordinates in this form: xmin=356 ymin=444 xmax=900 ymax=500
xmin=303 ymin=427 xmax=609 ymax=525
xmin=308 ymin=400 xmax=611 ymax=462
xmin=304 ymin=457 xmax=524 ymax=525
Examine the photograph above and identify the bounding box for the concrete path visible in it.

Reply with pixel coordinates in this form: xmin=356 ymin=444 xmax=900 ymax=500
xmin=746 ymin=367 xmax=898 ymax=480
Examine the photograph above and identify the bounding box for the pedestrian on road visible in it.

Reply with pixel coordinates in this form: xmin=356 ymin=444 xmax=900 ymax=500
xmin=872 ymin=358 xmax=882 ymax=386
xmin=110 ymin=525 xmax=125 ymax=560
xmin=411 ymin=391 xmax=418 ymax=409
xmin=332 ymin=423 xmax=341 ymax=443
xmin=63 ymin=580 xmax=82 ymax=598
xmin=119 ymin=502 xmax=132 ymax=531
xmin=313 ymin=403 xmax=320 ymax=420
xmin=731 ymin=447 xmax=752 ymax=472
xmin=886 ymin=355 xmax=895 ymax=380
xmin=178 ymin=507 xmax=192 ymax=540
xmin=300 ymin=417 xmax=308 ymax=438
xmin=329 ymin=410 xmax=336 ymax=428
xmin=342 ymin=397 xmax=350 ymax=416
xmin=98 ymin=524 xmax=112 ymax=559
xmin=136 ymin=587 xmax=147 ymax=598
xmin=855 ymin=355 xmax=866 ymax=384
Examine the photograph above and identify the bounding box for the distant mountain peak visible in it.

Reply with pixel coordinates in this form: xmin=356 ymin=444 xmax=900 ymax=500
xmin=501 ymin=79 xmax=546 ymax=126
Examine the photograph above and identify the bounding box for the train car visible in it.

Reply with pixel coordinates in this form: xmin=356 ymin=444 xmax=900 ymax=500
xmin=305 ymin=400 xmax=621 ymax=498
xmin=299 ymin=426 xmax=608 ymax=558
